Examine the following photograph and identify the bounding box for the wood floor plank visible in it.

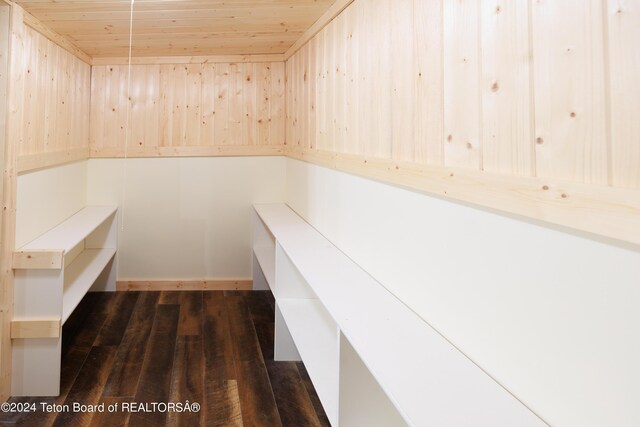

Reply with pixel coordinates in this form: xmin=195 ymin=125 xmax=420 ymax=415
xmin=53 ymin=346 xmax=117 ymax=427
xmin=226 ymin=295 xmax=266 ymax=363
xmin=63 ymin=293 xmax=115 ymax=355
xmin=203 ymin=292 xmax=236 ymax=383
xmin=0 ymin=294 xmax=118 ymax=427
xmin=159 ymin=290 xmax=180 ymax=305
xmin=204 ymin=380 xmax=244 ymax=427
xmin=226 ymin=295 xmax=281 ymax=427
xmin=88 ymin=397 xmax=131 ymax=427
xmin=203 ymin=292 xmax=244 ymax=425
xmin=297 ymin=362 xmax=331 ymax=427
xmin=167 ymin=336 xmax=204 ymax=427
xmin=93 ymin=292 xmax=140 ymax=347
xmin=245 ymin=290 xmax=276 ymax=361
xmin=128 ymin=304 xmax=180 ymax=426
xmin=178 ymin=291 xmax=203 ymax=336
xmin=3 ymin=291 xmax=329 ymax=426
xmin=266 ymin=361 xmax=323 ymax=427
xmin=102 ymin=291 xmax=160 ymax=397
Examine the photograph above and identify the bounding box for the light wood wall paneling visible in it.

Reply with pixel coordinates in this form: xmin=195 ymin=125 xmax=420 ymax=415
xmin=343 ymin=6 xmax=356 ymax=154
xmin=285 ymin=0 xmax=356 ymax=60
xmin=443 ymin=0 xmax=481 ymax=169
xmin=201 ymin=64 xmax=216 ymax=146
xmin=308 ymin=36 xmax=318 ymax=151
xmin=532 ymin=0 xmax=608 ymax=185
xmin=413 ymin=0 xmax=444 ymax=166
xmin=284 ymin=0 xmax=639 ymax=245
xmin=315 ymin=28 xmax=327 ymax=151
xmin=270 ymin=62 xmax=285 ymax=145
xmin=1 ymin=2 xmax=24 ymax=402
xmin=333 ymin=13 xmax=346 ymax=154
xmin=91 ymin=62 xmax=285 ymax=153
xmin=607 ymin=0 xmax=640 ymax=189
xmin=285 ymin=57 xmax=293 ymax=148
xmin=356 ymin=0 xmax=370 ymax=157
xmin=15 ymin=25 xmax=91 ymax=172
xmin=371 ymin=0 xmax=391 ymax=159
xmin=300 ymin=43 xmax=310 ymax=150
xmin=390 ymin=0 xmax=415 ymax=162
xmin=481 ymin=0 xmax=533 ymax=176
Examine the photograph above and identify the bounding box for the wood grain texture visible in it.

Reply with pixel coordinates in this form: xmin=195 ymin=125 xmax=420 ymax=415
xmin=443 ymin=0 xmax=481 ymax=169
xmin=91 ymin=62 xmax=285 ymax=154
xmin=532 ymin=0 xmax=608 ymax=184
xmin=226 ymin=294 xmax=282 ymax=426
xmin=10 ymin=319 xmax=60 ymax=338
xmin=129 ymin=304 xmax=180 ymax=426
xmin=0 ymin=291 xmax=329 ymax=426
xmin=607 ymin=0 xmax=640 ymax=189
xmin=15 ymin=25 xmax=90 ymax=169
xmin=1 ymin=4 xmax=25 ymax=400
xmin=102 ymin=291 xmax=159 ymax=397
xmin=17 ymin=0 xmax=335 ymax=58
xmin=22 ymin=9 xmax=91 ymax=64
xmin=481 ymin=0 xmax=533 ymax=176
xmin=53 ymin=346 xmax=117 ymax=427
xmin=167 ymin=336 xmax=204 ymax=427
xmin=284 ymin=0 xmax=639 ymax=246
xmin=116 ymin=280 xmax=253 ymax=291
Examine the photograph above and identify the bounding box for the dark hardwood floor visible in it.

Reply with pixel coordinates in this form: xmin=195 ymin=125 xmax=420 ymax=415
xmin=0 ymin=291 xmax=330 ymax=427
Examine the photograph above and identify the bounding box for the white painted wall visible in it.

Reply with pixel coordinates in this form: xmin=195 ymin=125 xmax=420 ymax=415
xmin=87 ymin=157 xmax=285 ymax=280
xmin=286 ymin=158 xmax=640 ymax=427
xmin=16 ymin=161 xmax=87 ymax=248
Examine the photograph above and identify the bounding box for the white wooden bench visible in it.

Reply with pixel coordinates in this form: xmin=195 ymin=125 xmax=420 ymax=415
xmin=11 ymin=206 xmax=118 ymax=396
xmin=252 ymin=203 xmax=546 ymax=426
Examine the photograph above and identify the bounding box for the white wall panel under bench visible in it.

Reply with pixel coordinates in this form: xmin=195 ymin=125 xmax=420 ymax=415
xmin=87 ymin=157 xmax=285 ymax=281
xmin=286 ymin=158 xmax=640 ymax=427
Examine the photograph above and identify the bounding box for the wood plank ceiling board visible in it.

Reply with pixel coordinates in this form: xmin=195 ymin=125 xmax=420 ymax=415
xmin=15 ymin=0 xmax=337 ymax=58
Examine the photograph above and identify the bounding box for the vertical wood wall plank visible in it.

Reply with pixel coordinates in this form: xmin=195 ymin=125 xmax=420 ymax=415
xmin=608 ymin=0 xmax=640 ymax=189
xmin=414 ymin=0 xmax=444 ymax=166
xmin=481 ymin=0 xmax=533 ymax=176
xmin=130 ymin=65 xmax=146 ymax=149
xmin=270 ymin=62 xmax=285 ymax=146
xmin=343 ymin=4 xmax=357 ymax=155
xmin=390 ymin=0 xmax=415 ymax=162
xmin=308 ymin=40 xmax=317 ymax=151
xmin=334 ymin=13 xmax=346 ymax=153
xmin=371 ymin=0 xmax=392 ymax=159
xmin=300 ymin=44 xmax=309 ymax=149
xmin=201 ymin=64 xmax=216 ymax=147
xmin=214 ymin=63 xmax=230 ymax=146
xmin=229 ymin=63 xmax=243 ymax=146
xmin=285 ymin=57 xmax=293 ymax=147
xmin=316 ymin=28 xmax=327 ymax=151
xmin=185 ymin=64 xmax=202 ymax=147
xmin=145 ymin=64 xmax=160 ymax=148
xmin=243 ymin=63 xmax=257 ymax=146
xmin=443 ymin=0 xmax=481 ymax=169
xmin=357 ymin=0 xmax=371 ymax=157
xmin=90 ymin=66 xmax=106 ymax=150
xmin=532 ymin=0 xmax=608 ymax=184
xmin=159 ymin=64 xmax=173 ymax=147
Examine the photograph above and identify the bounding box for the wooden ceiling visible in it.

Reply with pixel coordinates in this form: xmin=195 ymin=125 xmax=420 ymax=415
xmin=16 ymin=0 xmax=336 ymax=58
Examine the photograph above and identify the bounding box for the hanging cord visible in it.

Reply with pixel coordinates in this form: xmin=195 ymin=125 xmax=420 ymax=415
xmin=120 ymin=0 xmax=135 ymax=231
